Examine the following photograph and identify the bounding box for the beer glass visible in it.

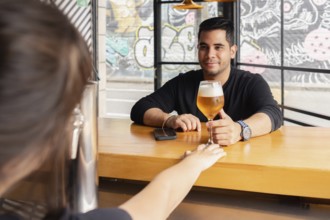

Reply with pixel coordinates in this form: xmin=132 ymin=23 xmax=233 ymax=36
xmin=197 ymin=81 xmax=224 ymax=145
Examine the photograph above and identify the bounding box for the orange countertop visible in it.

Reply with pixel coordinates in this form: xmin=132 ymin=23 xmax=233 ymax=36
xmin=98 ymin=118 xmax=330 ymax=199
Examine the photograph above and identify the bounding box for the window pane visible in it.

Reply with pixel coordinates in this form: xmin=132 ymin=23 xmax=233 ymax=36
xmin=105 ymin=81 xmax=153 ymax=118
xmin=284 ymin=70 xmax=330 ymax=127
xmin=106 ymin=0 xmax=154 ymax=118
xmin=239 ymin=0 xmax=281 ymax=66
xmin=161 ymin=2 xmax=223 ymax=63
xmin=106 ymin=0 xmax=154 ymax=82
xmin=238 ymin=0 xmax=330 ymax=126
xmin=284 ymin=109 xmax=330 ymax=127
xmin=283 ymin=1 xmax=330 ymax=69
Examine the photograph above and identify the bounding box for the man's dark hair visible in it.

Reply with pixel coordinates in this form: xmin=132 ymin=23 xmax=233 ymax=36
xmin=198 ymin=17 xmax=235 ymax=46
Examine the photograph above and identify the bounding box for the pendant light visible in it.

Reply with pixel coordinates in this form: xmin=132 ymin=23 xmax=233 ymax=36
xmin=204 ymin=0 xmax=236 ymax=2
xmin=173 ymin=0 xmax=203 ymax=10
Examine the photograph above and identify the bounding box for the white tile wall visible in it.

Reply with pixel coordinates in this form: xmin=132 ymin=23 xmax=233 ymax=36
xmin=98 ymin=0 xmax=107 ymax=8
xmin=98 ymin=35 xmax=106 ymax=63
xmin=98 ymin=7 xmax=106 ymax=35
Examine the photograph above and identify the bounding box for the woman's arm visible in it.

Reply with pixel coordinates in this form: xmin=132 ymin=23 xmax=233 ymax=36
xmin=119 ymin=144 xmax=226 ymax=220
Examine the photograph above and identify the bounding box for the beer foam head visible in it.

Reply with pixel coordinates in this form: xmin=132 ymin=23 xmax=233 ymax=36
xmin=198 ymin=83 xmax=223 ymax=97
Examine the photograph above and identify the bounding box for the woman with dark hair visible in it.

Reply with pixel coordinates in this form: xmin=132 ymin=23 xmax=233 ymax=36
xmin=0 ymin=0 xmax=226 ymax=219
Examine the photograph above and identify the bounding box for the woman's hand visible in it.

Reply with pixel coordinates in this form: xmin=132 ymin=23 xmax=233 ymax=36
xmin=183 ymin=144 xmax=226 ymax=171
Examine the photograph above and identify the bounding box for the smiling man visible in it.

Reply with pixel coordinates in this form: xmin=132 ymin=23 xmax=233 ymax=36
xmin=130 ymin=17 xmax=282 ymax=145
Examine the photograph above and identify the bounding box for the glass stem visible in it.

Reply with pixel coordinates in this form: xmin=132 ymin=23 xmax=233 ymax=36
xmin=208 ymin=119 xmax=213 ymax=145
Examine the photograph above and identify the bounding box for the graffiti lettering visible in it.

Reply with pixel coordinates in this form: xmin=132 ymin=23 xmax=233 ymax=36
xmin=134 ymin=25 xmax=196 ymax=69
xmin=134 ymin=27 xmax=154 ymax=68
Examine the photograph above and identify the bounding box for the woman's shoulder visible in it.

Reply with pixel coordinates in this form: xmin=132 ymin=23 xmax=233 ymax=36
xmin=63 ymin=208 xmax=132 ymax=220
xmin=0 ymin=213 xmax=20 ymax=220
xmin=0 ymin=207 xmax=132 ymax=220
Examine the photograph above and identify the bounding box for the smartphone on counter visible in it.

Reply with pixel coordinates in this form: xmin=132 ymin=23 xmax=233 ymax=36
xmin=154 ymin=127 xmax=177 ymax=141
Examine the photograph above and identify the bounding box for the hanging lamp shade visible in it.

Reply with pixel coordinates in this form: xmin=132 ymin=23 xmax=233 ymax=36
xmin=204 ymin=0 xmax=236 ymax=2
xmin=173 ymin=0 xmax=203 ymax=10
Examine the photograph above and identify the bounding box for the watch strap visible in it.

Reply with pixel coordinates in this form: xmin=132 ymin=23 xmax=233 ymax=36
xmin=237 ymin=120 xmax=250 ymax=141
xmin=237 ymin=120 xmax=247 ymax=129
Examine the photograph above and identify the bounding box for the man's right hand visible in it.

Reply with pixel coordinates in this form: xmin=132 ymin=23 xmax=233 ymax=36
xmin=166 ymin=114 xmax=201 ymax=132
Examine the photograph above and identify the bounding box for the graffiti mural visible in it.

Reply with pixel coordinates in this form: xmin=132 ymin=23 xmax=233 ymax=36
xmin=106 ymin=1 xmax=219 ymax=80
xmin=134 ymin=25 xmax=196 ymax=68
xmin=106 ymin=0 xmax=154 ymax=78
xmin=240 ymin=0 xmax=330 ymax=84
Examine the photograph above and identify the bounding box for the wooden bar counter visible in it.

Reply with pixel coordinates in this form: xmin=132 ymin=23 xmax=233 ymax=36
xmin=98 ymin=118 xmax=330 ymax=199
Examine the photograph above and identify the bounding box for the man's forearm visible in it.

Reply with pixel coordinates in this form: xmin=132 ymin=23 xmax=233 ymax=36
xmin=244 ymin=112 xmax=272 ymax=137
xmin=143 ymin=108 xmax=170 ymax=127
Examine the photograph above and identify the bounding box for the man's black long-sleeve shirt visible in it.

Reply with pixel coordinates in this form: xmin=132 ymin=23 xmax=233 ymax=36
xmin=130 ymin=68 xmax=282 ymax=131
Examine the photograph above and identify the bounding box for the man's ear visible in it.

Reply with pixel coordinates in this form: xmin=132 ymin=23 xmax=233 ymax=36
xmin=230 ymin=44 xmax=237 ymax=59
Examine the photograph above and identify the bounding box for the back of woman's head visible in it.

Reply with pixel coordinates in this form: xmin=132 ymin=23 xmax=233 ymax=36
xmin=0 ymin=0 xmax=91 ymax=202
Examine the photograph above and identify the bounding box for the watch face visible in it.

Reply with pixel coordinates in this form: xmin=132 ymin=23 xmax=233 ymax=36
xmin=243 ymin=127 xmax=251 ymax=140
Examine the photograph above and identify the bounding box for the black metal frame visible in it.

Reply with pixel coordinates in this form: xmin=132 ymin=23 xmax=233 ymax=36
xmin=154 ymin=1 xmax=330 ymax=126
xmin=154 ymin=1 xmax=234 ymax=91
xmin=92 ymin=0 xmax=98 ymax=81
xmin=154 ymin=0 xmax=162 ymax=91
xmin=235 ymin=0 xmax=330 ymax=126
xmin=91 ymin=0 xmax=99 ymax=80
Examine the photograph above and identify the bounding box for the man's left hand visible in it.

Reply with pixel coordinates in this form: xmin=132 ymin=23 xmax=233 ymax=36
xmin=206 ymin=109 xmax=241 ymax=146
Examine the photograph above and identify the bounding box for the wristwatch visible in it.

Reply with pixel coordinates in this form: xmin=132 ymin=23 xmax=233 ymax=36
xmin=237 ymin=120 xmax=252 ymax=141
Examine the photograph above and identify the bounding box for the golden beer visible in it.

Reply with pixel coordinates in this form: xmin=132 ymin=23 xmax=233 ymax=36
xmin=197 ymin=95 xmax=224 ymax=120
xmin=197 ymin=80 xmax=224 ymax=145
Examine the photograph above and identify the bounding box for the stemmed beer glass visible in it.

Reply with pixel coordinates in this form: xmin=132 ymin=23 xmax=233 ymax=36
xmin=197 ymin=81 xmax=224 ymax=145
